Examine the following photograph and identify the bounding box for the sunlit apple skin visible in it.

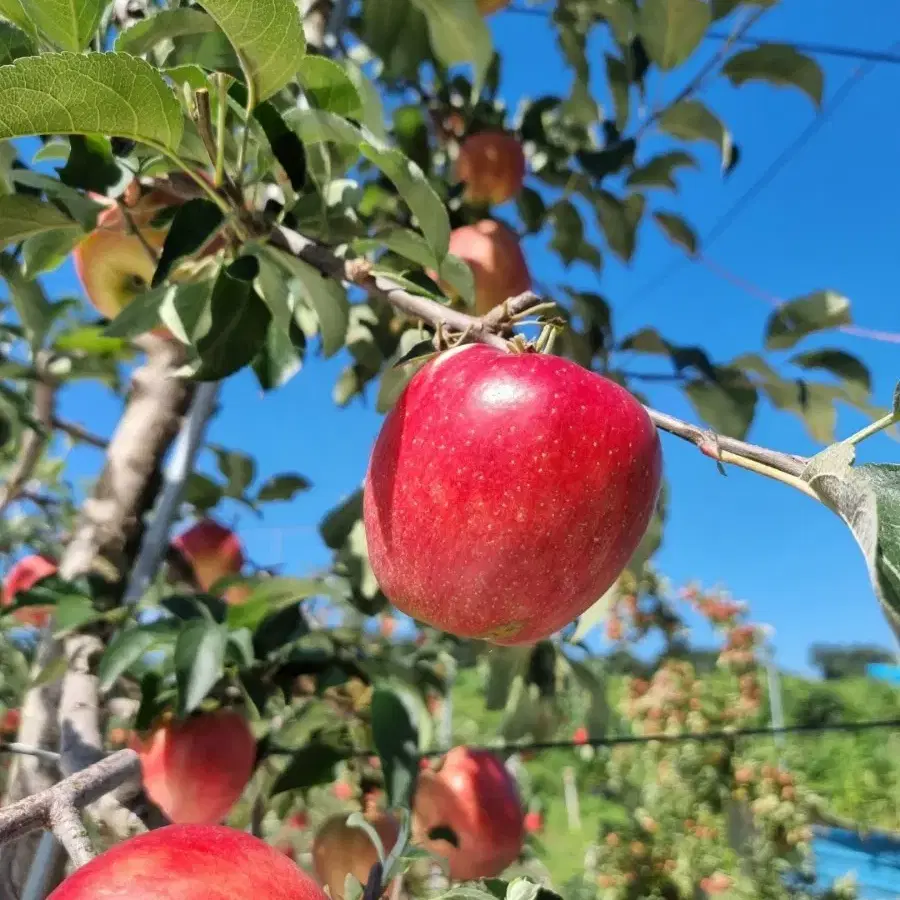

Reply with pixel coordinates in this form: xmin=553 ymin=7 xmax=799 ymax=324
xmin=2 ymin=554 xmax=58 ymax=628
xmin=477 ymin=0 xmax=510 ymax=14
xmin=447 ymin=220 xmax=531 ymax=315
xmin=413 ymin=747 xmax=524 ymax=880
xmin=312 ymin=812 xmax=400 ymax=900
xmin=172 ymin=519 xmax=245 ymax=600
xmin=363 ymin=345 xmax=662 ymax=645
xmin=47 ymin=824 xmax=328 ymax=900
xmin=72 ymin=191 xmax=171 ymax=332
xmin=456 ymin=131 xmax=525 ymax=205
xmin=133 ymin=710 xmax=256 ymax=825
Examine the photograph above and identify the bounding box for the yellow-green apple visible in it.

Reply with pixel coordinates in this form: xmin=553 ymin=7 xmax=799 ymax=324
xmin=2 ymin=554 xmax=58 ymax=628
xmin=456 ymin=131 xmax=525 ymax=205
xmin=72 ymin=189 xmax=171 ymax=327
xmin=172 ymin=519 xmax=249 ymax=604
xmin=312 ymin=812 xmax=400 ymax=900
xmin=132 ymin=710 xmax=256 ymax=824
xmin=446 ymin=220 xmax=531 ymax=315
xmin=363 ymin=344 xmax=662 ymax=645
xmin=47 ymin=824 xmax=329 ymax=900
xmin=413 ymin=747 xmax=524 ymax=880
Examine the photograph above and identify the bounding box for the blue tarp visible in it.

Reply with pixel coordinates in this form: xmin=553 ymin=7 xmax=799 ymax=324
xmin=812 ymin=828 xmax=900 ymax=899
xmin=865 ymin=663 xmax=900 ymax=685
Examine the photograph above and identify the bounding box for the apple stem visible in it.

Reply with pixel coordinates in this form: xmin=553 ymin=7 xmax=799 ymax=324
xmin=214 ymin=73 xmax=229 ymax=189
xmin=841 ymin=409 xmax=899 ymax=447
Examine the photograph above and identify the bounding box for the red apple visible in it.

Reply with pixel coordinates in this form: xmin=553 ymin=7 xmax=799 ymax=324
xmin=1 ymin=707 xmax=21 ymax=736
xmin=573 ymin=726 xmax=589 ymax=745
xmin=313 ymin=812 xmax=400 ymax=900
xmin=133 ymin=710 xmax=256 ymax=824
xmin=172 ymin=519 xmax=247 ymax=603
xmin=412 ymin=747 xmax=524 ymax=880
xmin=47 ymin=824 xmax=328 ymax=900
xmin=524 ymin=811 xmax=543 ymax=834
xmin=445 ymin=220 xmax=531 ymax=315
xmin=456 ymin=131 xmax=525 ymax=205
xmin=2 ymin=554 xmax=58 ymax=628
xmin=363 ymin=345 xmax=662 ymax=645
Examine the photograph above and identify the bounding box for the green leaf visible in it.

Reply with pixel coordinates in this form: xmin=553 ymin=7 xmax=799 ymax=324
xmin=99 ymin=624 xmax=173 ymax=692
xmin=298 ymin=56 xmax=363 ymax=118
xmin=174 ymin=618 xmax=227 ymax=716
xmin=360 ymin=0 xmax=429 ymax=81
xmin=23 ymin=228 xmax=84 ymax=279
xmin=0 ymin=0 xmax=37 ymax=40
xmin=516 ymin=187 xmax=546 ymax=235
xmin=115 ymin=8 xmax=219 ymax=55
xmin=320 ymin=489 xmax=363 ymax=550
xmin=0 ymin=53 xmax=184 ymax=152
xmin=0 ymin=195 xmax=80 ymax=249
xmin=211 ymin=446 xmax=255 ymax=498
xmin=366 ymin=228 xmax=473 ymax=305
xmin=572 ymin=580 xmax=620 ymax=644
xmin=723 ymin=44 xmax=824 ymax=108
xmin=197 ymin=0 xmax=305 ymax=101
xmin=0 ymin=20 xmax=36 ymax=65
xmin=184 ymin=472 xmax=224 ymax=512
xmin=284 ymin=106 xmax=362 ymax=146
xmin=802 ymin=447 xmax=900 ymax=640
xmin=605 ymin=55 xmax=630 ymax=132
xmin=191 ymin=258 xmax=273 ymax=381
xmin=685 ymin=368 xmax=758 ymax=439
xmin=550 ymin=200 xmax=603 ymax=271
xmin=409 ymin=0 xmax=493 ymax=92
xmin=252 ymin=320 xmax=304 ymax=390
xmin=627 ymin=150 xmax=698 ymax=191
xmin=153 ymin=199 xmax=224 ymax=288
xmin=765 ymin=291 xmax=851 ymax=350
xmin=791 ymin=349 xmax=871 ymax=399
xmin=639 ymin=0 xmax=710 ymax=70
xmin=360 ymin=141 xmax=450 ymax=263
xmin=53 ymin=595 xmax=103 ymax=635
xmin=264 ymin=247 xmax=349 ymax=357
xmin=58 ymin=134 xmax=121 ymax=194
xmin=659 ymin=99 xmax=734 ymax=171
xmin=272 ymin=741 xmax=350 ymax=794
xmin=103 ymin=283 xmax=170 ymax=339
xmin=257 ymin=473 xmax=312 ymax=503
xmin=371 ymin=686 xmax=420 ymax=808
xmin=0 ymin=253 xmax=53 ymax=346
xmin=653 ymin=210 xmax=698 ymax=255
xmin=377 ymin=333 xmax=435 ymax=414
xmin=24 ymin=0 xmax=103 ymax=51
xmin=594 ymin=191 xmax=644 ymax=263
xmin=578 ymin=140 xmax=636 ymax=182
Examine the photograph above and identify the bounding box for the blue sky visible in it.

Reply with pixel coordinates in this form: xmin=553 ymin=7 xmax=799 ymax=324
xmin=30 ymin=0 xmax=900 ymax=674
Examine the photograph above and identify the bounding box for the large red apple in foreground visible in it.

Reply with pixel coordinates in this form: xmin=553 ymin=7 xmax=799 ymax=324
xmin=2 ymin=554 xmax=58 ymax=628
xmin=48 ymin=824 xmax=327 ymax=900
xmin=363 ymin=345 xmax=662 ymax=644
xmin=133 ymin=710 xmax=256 ymax=824
xmin=413 ymin=747 xmax=524 ymax=880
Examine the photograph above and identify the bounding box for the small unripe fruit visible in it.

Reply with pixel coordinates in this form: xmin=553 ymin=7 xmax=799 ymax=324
xmin=364 ymin=345 xmax=662 ymax=645
xmin=133 ymin=710 xmax=256 ymax=824
xmin=477 ymin=0 xmax=510 ymax=13
xmin=573 ymin=726 xmax=589 ymax=745
xmin=1 ymin=708 xmax=21 ymax=736
xmin=445 ymin=220 xmax=531 ymax=315
xmin=47 ymin=825 xmax=327 ymax=900
xmin=456 ymin=131 xmax=525 ymax=205
xmin=2 ymin=554 xmax=58 ymax=628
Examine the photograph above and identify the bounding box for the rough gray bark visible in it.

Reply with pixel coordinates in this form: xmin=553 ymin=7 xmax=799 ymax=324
xmin=1 ymin=338 xmax=193 ymax=898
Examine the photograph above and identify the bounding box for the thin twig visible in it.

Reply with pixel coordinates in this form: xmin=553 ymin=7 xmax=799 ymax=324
xmin=271 ymin=226 xmax=810 ymax=482
xmin=0 ymin=750 xmax=141 ymax=849
xmin=0 ymin=364 xmax=55 ymax=516
xmin=0 ymin=744 xmax=61 ymax=764
xmin=51 ymin=417 xmax=108 ymax=449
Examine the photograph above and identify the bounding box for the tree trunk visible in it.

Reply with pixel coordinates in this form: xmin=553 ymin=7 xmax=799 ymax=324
xmin=1 ymin=338 xmax=193 ymax=898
